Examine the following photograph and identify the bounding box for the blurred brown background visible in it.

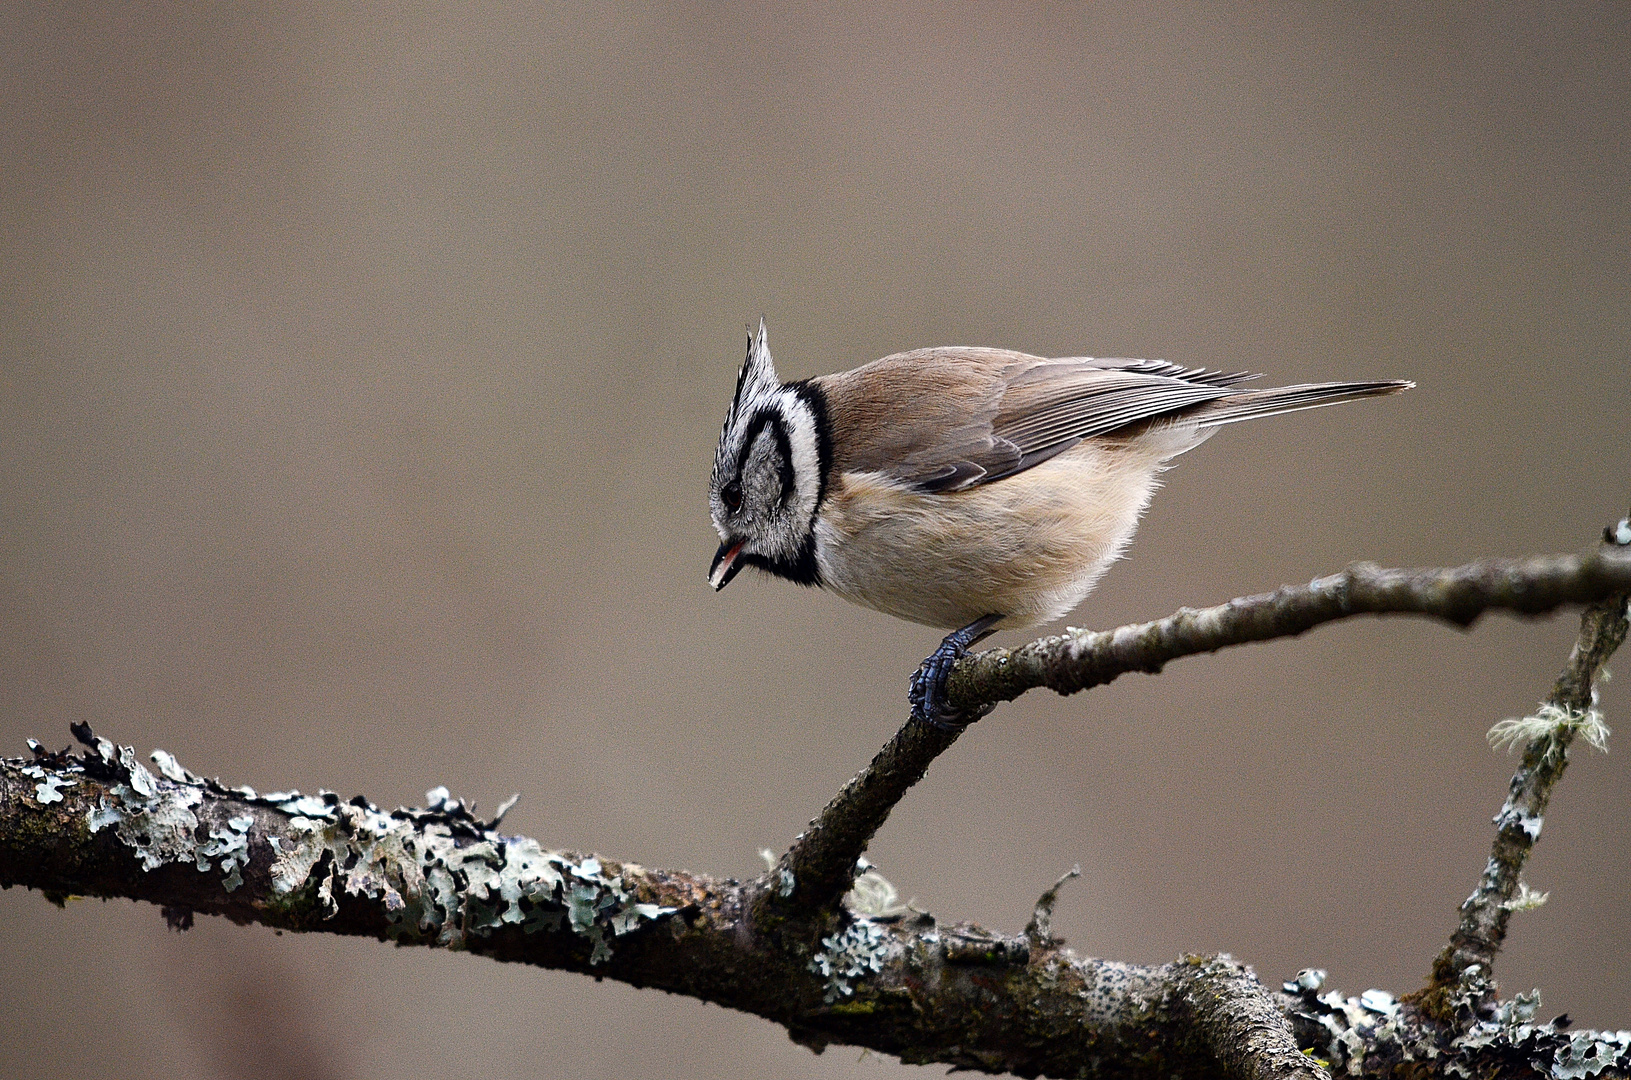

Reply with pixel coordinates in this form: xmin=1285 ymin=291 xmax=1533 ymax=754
xmin=2 ymin=3 xmax=1628 ymax=1077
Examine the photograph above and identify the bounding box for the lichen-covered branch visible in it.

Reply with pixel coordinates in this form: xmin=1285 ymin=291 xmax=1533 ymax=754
xmin=6 ymin=726 xmax=1627 ymax=1078
xmin=0 ymin=729 xmax=1271 ymax=1078
xmin=6 ymin=537 xmax=1631 ymax=1079
xmin=778 ymin=550 xmax=1631 ymax=923
xmin=1419 ymin=533 xmax=1631 ymax=1018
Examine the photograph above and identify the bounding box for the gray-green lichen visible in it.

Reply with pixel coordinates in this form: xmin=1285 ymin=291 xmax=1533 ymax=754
xmin=1285 ymin=966 xmax=1631 ymax=1079
xmin=49 ymin=728 xmax=673 ymax=964
xmin=200 ymin=816 xmax=254 ymax=891
xmin=759 ymin=847 xmax=797 ymax=898
xmin=1547 ymin=1031 xmax=1631 ymax=1079
xmin=1287 ymin=969 xmax=1441 ymax=1075
xmin=267 ymin=801 xmax=672 ymax=960
xmin=21 ymin=764 xmax=77 ymax=805
xmin=85 ymin=749 xmax=209 ymax=874
xmin=809 ymin=917 xmax=894 ymax=1002
xmin=1442 ymin=972 xmax=1631 ymax=1080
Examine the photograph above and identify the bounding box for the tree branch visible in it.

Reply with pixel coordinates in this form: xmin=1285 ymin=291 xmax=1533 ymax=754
xmin=0 ymin=734 xmax=1280 ymax=1078
xmin=775 ymin=549 xmax=1631 ymax=917
xmin=5 ymin=736 xmax=1626 ymax=1078
xmin=950 ymin=550 xmax=1631 ymax=709
xmin=5 ymin=539 xmax=1630 ymax=1078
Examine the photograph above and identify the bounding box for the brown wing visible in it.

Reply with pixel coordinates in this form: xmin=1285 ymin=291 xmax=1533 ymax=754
xmin=816 ymin=349 xmax=1257 ymax=492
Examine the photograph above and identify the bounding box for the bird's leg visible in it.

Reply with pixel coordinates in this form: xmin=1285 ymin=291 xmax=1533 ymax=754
xmin=909 ymin=614 xmax=1004 ymax=730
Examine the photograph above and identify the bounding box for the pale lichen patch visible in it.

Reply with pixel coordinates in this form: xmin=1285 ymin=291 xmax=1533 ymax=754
xmin=809 ymin=918 xmax=894 ymax=1003
xmin=33 ymin=727 xmax=675 ymax=964
xmin=259 ymin=792 xmax=673 ymax=961
xmin=198 ymin=815 xmax=255 ymax=891
xmin=1551 ymin=1030 xmax=1631 ymax=1079
xmin=86 ymin=777 xmax=205 ymax=872
xmin=21 ymin=764 xmax=78 ymax=805
xmin=1493 ymin=802 xmax=1544 ymax=841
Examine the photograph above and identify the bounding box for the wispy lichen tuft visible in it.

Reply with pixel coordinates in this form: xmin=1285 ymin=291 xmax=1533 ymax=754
xmin=843 ymin=869 xmax=910 ymax=920
xmin=1502 ymin=881 xmax=1550 ymax=912
xmin=1488 ymin=702 xmax=1610 ymax=756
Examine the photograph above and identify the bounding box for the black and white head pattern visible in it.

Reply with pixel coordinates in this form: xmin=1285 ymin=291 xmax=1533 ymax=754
xmin=708 ymin=319 xmax=830 ymax=585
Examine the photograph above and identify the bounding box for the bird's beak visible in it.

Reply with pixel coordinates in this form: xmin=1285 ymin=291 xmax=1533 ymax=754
xmin=709 ymin=539 xmax=746 ymax=591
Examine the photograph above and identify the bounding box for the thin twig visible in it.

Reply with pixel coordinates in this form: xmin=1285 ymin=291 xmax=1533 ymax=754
xmin=1420 ymin=525 xmax=1630 ymax=1017
xmin=1025 ymin=864 xmax=1082 ymax=946
xmin=948 ymin=551 xmax=1631 ymax=711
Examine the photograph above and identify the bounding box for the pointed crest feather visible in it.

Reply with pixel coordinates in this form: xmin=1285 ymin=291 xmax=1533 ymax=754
xmin=722 ymin=319 xmax=781 ymax=433
xmin=733 ymin=317 xmax=779 ymax=412
xmin=714 ymin=318 xmax=787 ymax=487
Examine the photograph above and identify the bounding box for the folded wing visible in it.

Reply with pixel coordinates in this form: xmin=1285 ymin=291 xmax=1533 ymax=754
xmin=819 ymin=348 xmax=1409 ymax=494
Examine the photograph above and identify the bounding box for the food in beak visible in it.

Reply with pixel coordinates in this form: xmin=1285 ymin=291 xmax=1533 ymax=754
xmin=709 ymin=540 xmax=746 ymax=590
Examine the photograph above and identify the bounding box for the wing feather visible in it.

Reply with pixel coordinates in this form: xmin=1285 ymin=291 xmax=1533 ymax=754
xmin=816 ymin=348 xmax=1401 ymax=494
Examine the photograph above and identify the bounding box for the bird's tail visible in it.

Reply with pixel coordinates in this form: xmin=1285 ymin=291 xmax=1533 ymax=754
xmin=1190 ymin=380 xmax=1414 ymax=428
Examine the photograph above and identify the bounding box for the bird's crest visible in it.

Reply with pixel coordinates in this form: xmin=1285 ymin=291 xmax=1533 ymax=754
xmin=726 ymin=318 xmax=780 ymax=426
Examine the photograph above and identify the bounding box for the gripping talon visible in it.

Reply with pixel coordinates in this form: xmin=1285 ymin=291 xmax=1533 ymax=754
xmin=909 ymin=614 xmax=1004 ymax=729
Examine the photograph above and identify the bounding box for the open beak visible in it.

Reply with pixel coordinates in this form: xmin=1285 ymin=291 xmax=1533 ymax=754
xmin=709 ymin=539 xmax=746 ymax=591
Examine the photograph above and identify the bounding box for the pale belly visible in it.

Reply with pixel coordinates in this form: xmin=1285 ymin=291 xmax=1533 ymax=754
xmin=812 ymin=434 xmax=1200 ymax=631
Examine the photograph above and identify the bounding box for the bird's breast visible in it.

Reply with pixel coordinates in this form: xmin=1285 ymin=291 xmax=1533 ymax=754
xmin=811 ymin=438 xmax=1179 ymax=631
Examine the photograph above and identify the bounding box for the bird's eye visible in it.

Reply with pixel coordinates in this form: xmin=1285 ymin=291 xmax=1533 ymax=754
xmin=721 ymin=480 xmax=743 ymax=512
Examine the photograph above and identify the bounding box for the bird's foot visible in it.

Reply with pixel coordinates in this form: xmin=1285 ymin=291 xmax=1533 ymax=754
xmin=909 ymin=615 xmax=1003 ymax=730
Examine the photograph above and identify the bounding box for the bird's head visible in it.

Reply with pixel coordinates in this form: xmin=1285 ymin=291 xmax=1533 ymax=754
xmin=708 ymin=320 xmax=827 ymax=589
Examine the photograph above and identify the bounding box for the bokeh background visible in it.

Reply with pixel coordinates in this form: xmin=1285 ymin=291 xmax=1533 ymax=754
xmin=2 ymin=3 xmax=1628 ymax=1077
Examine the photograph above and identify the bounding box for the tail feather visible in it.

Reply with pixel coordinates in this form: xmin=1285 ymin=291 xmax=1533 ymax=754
xmin=1190 ymin=380 xmax=1413 ymax=428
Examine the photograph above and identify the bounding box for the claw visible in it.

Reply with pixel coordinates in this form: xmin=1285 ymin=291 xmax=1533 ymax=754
xmin=909 ymin=615 xmax=1004 ymax=729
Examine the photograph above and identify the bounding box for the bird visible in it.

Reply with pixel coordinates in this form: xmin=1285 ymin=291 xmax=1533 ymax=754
xmin=706 ymin=320 xmax=1412 ymax=728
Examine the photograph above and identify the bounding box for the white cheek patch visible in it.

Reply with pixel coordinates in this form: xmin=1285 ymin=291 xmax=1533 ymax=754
xmin=778 ymin=390 xmax=823 ymax=529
